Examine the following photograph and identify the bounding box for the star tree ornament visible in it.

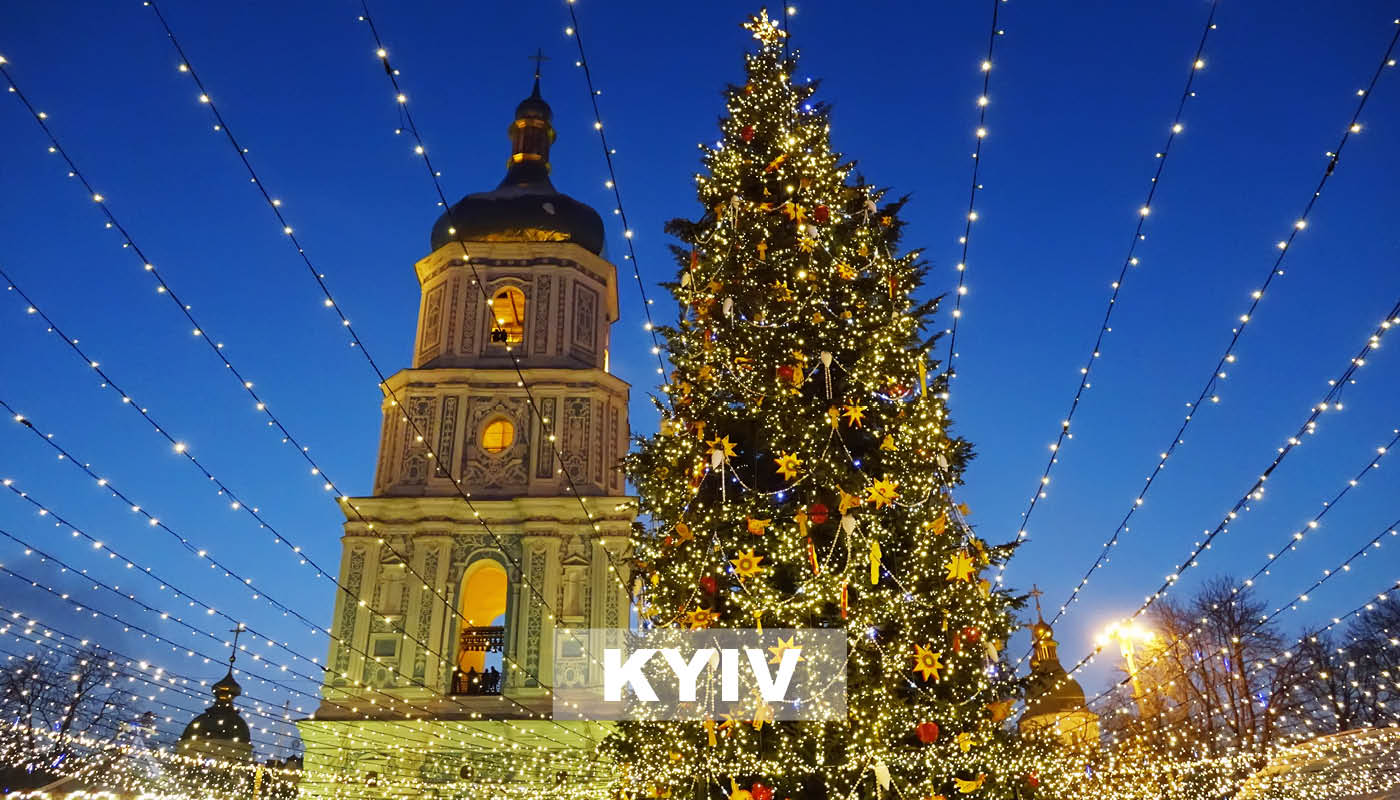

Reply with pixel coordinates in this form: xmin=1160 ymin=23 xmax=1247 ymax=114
xmin=605 ymin=12 xmax=1040 ymax=800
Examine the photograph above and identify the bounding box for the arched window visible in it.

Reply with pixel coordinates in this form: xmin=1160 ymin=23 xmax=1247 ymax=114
xmin=490 ymin=286 xmax=526 ymax=344
xmin=481 ymin=418 xmax=515 ymax=455
xmin=454 ymin=559 xmax=508 ymax=691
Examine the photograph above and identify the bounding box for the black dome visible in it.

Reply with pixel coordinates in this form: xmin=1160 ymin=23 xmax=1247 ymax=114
xmin=429 ymin=75 xmax=604 ymax=255
xmin=179 ymin=669 xmax=250 ymax=745
xmin=1024 ymin=663 xmax=1088 ymax=718
xmin=180 ymin=705 xmax=251 ymax=744
xmin=430 ymin=184 xmax=605 ymax=255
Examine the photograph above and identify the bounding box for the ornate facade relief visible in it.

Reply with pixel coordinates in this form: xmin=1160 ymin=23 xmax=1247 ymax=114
xmin=462 ymin=395 xmax=530 ymax=495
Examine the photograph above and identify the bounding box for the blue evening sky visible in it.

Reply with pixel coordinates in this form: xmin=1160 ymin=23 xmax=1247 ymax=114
xmin=1 ymin=1 xmax=1398 ymax=756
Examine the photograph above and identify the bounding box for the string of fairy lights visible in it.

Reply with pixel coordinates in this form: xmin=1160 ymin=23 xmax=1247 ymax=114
xmin=0 ymin=397 xmax=562 ymax=732
xmin=0 ymin=607 xmax=308 ymax=752
xmin=1052 ymin=294 xmax=1400 ymax=682
xmin=0 ymin=38 xmax=642 ymax=789
xmin=0 ymin=549 xmax=606 ymax=782
xmin=1071 ymin=422 xmax=1400 ymax=695
xmin=0 ymin=3 xmax=1397 ymax=798
xmin=1014 ymin=575 xmax=1400 ymax=788
xmin=142 ymin=0 xmax=648 ymax=694
xmin=562 ymin=0 xmax=669 ymax=381
xmin=1011 ymin=294 xmax=1400 ymax=720
xmin=141 ymin=0 xmax=640 ymax=681
xmin=942 ymin=0 xmax=1007 ymax=387
xmin=0 ymin=312 xmax=614 ymax=765
xmin=1000 ymin=0 xmax=1219 ymax=584
xmin=0 ymin=44 xmax=617 ymax=734
xmin=1042 ymin=24 xmax=1400 ymax=629
xmin=1075 ymin=575 xmax=1400 ymax=748
xmin=0 ymin=171 xmax=578 ymax=726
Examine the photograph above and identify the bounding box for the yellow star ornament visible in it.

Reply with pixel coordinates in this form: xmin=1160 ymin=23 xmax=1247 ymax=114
xmin=911 ymin=644 xmax=943 ymax=681
xmin=987 ymin=698 xmax=1015 ymax=723
xmin=946 ymin=551 xmax=976 ymax=582
xmin=708 ymin=435 xmax=737 ymax=460
xmin=731 ymin=549 xmax=765 ymax=580
xmin=768 ymin=635 xmax=801 ymax=665
xmin=837 ymin=488 xmax=863 ymax=515
xmin=841 ymin=403 xmax=866 ymax=428
xmin=954 ymin=773 xmax=985 ymax=794
xmin=686 ymin=608 xmax=720 ymax=630
xmin=775 ymin=452 xmax=803 ymax=480
xmin=866 ymin=478 xmax=899 ymax=509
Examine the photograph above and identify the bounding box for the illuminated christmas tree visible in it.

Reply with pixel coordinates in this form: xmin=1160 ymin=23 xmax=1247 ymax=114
xmin=607 ymin=11 xmax=1038 ymax=799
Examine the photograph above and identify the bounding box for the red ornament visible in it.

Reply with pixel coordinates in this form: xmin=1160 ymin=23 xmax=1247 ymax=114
xmin=812 ymin=204 xmax=830 ymax=224
xmin=741 ymin=125 xmax=756 ymax=142
xmin=699 ymin=575 xmax=718 ymax=594
xmin=808 ymin=503 xmax=829 ymax=525
xmin=887 ymin=383 xmax=911 ymax=399
xmin=1026 ymin=774 xmax=1040 ymax=788
xmin=776 ymin=364 xmax=796 ymax=383
xmin=953 ymin=625 xmax=982 ymax=653
xmin=915 ymin=721 xmax=939 ymax=744
xmin=750 ymin=784 xmax=773 ymax=800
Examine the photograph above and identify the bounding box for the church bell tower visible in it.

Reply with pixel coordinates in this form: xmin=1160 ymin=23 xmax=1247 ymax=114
xmin=298 ymin=68 xmax=634 ymax=795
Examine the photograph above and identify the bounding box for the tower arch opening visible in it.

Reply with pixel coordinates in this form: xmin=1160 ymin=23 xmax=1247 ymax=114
xmin=454 ymin=557 xmax=508 ymax=694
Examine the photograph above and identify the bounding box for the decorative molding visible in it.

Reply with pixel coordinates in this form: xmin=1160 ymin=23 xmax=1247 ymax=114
xmin=533 ymin=275 xmax=552 ymax=354
xmin=561 ymin=396 xmax=590 ymax=485
xmin=418 ymin=282 xmax=445 ymax=359
xmin=462 ymin=396 xmax=529 ymax=494
xmin=572 ymin=282 xmax=598 ymax=354
xmin=435 ymin=395 xmax=458 ymax=479
xmin=535 ymin=397 xmax=556 ymax=479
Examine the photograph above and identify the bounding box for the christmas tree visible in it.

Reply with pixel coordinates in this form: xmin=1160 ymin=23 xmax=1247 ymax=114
xmin=607 ymin=11 xmax=1039 ymax=800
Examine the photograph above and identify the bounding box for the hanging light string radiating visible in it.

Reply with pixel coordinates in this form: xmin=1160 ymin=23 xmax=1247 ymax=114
xmin=0 ymin=512 xmax=498 ymax=748
xmin=0 ymin=457 xmax=551 ymax=741
xmin=1092 ymin=501 xmax=1400 ymax=712
xmin=0 ymin=542 xmax=598 ymax=774
xmin=942 ymin=0 xmax=1007 ymax=389
xmin=1018 ymin=423 xmax=1400 ymax=711
xmin=143 ymin=0 xmax=641 ymax=646
xmin=0 ymin=54 xmax=602 ymax=716
xmin=0 ymin=608 xmax=308 ymax=751
xmin=563 ymin=0 xmax=669 ymax=381
xmin=1083 ymin=570 xmax=1400 ymax=724
xmin=0 ymin=622 xmax=601 ymax=797
xmin=0 ymin=270 xmax=568 ymax=722
xmin=0 ymin=398 xmax=569 ymax=736
xmin=1238 ymin=427 xmax=1400 ymax=588
xmin=144 ymin=0 xmax=637 ymax=624
xmin=1021 ymin=296 xmax=1400 ymax=704
xmin=1060 ymin=577 xmax=1400 ymax=755
xmin=1042 ymin=25 xmax=1400 ymax=625
xmin=1050 ymin=295 xmax=1400 ymax=678
xmin=1000 ymin=0 xmax=1219 ymax=584
xmin=1057 ymin=423 xmax=1400 ymax=696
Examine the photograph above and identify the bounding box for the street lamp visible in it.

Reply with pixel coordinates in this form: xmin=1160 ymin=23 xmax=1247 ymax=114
xmin=1098 ymin=621 xmax=1155 ymax=717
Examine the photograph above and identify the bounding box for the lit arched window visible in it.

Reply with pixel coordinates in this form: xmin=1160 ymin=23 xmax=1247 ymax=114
xmin=490 ymin=286 xmax=526 ymax=344
xmin=481 ymin=418 xmax=515 ymax=455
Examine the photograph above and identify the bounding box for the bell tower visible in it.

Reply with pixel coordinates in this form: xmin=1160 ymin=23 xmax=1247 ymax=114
xmin=298 ymin=70 xmax=633 ymax=796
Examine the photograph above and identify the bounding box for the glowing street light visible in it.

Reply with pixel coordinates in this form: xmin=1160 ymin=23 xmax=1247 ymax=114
xmin=1099 ymin=621 xmax=1156 ymax=716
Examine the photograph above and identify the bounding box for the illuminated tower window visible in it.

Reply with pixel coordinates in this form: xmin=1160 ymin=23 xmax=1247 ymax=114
xmin=491 ymin=286 xmax=526 ymax=344
xmin=481 ymin=418 xmax=515 ymax=454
